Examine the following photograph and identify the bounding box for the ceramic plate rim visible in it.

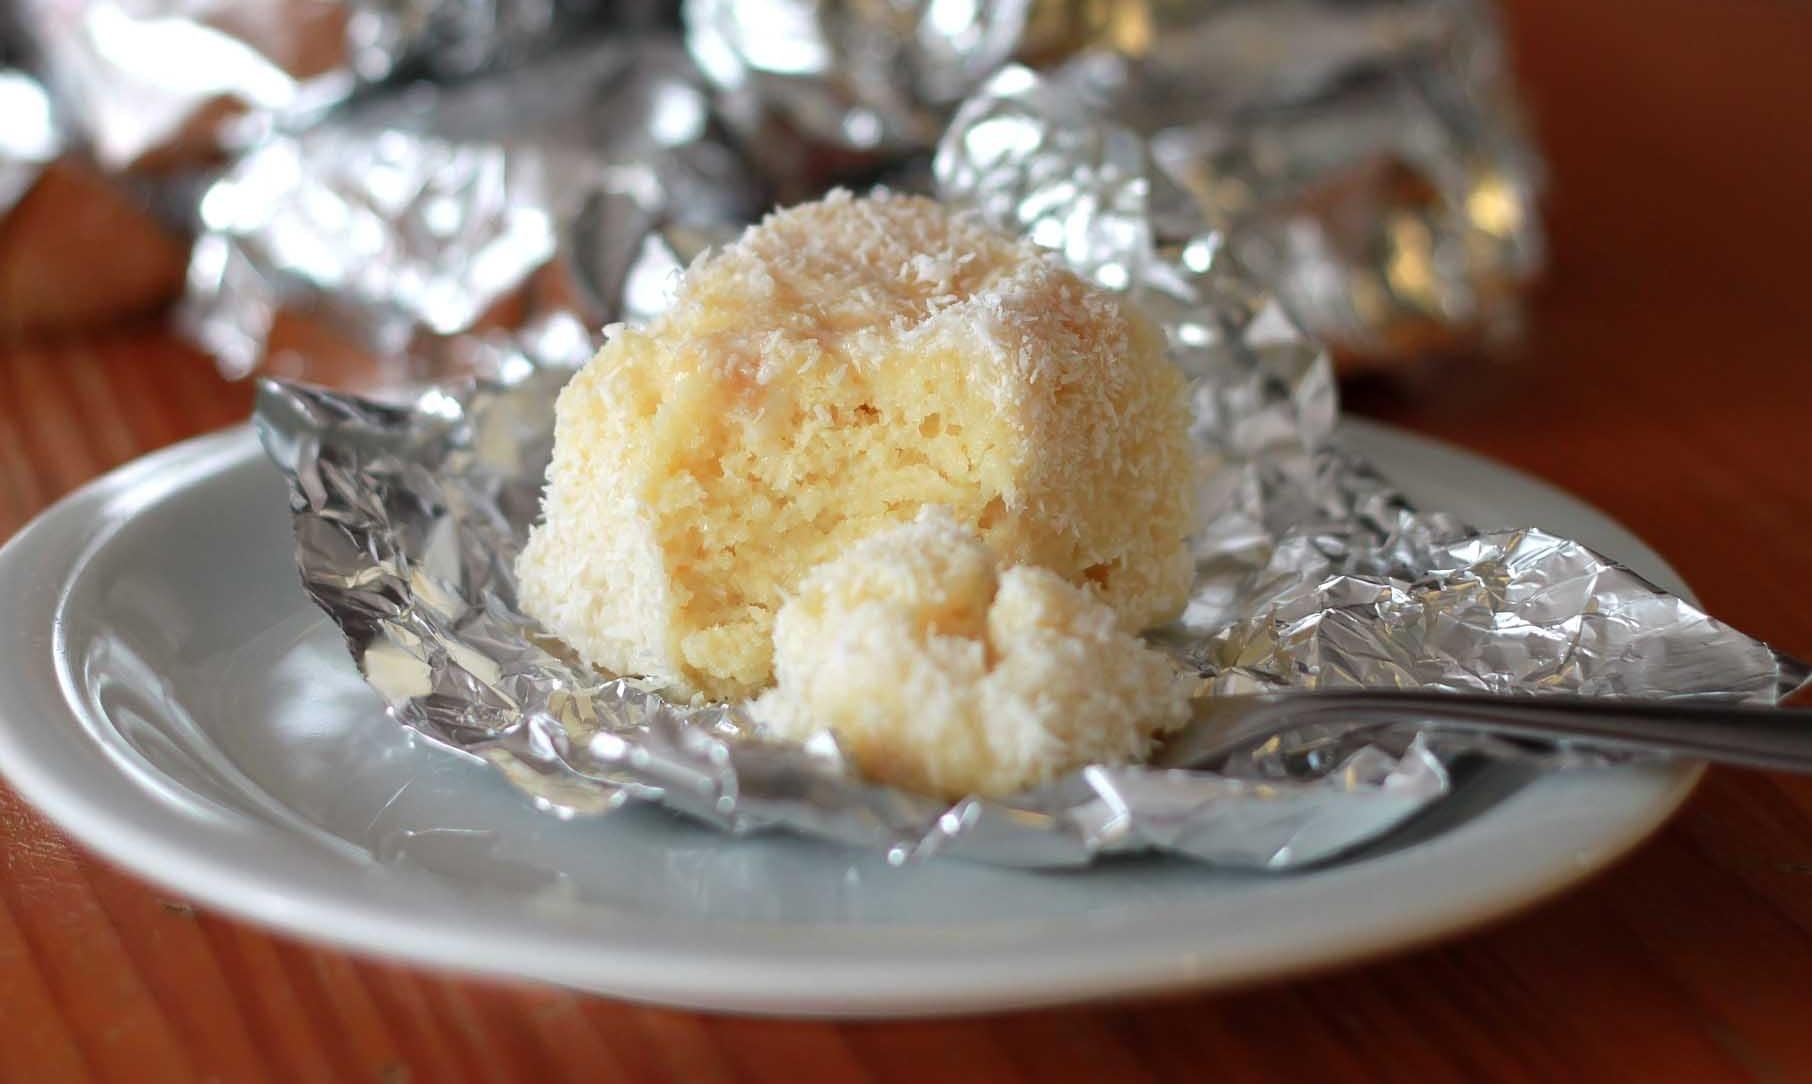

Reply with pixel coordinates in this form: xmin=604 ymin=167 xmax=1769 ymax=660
xmin=0 ymin=421 xmax=1702 ymax=1016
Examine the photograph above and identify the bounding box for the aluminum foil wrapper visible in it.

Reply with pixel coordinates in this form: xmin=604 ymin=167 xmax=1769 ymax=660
xmin=253 ymin=364 xmax=1802 ymax=870
xmin=682 ymin=0 xmax=1027 ymax=191
xmin=12 ymin=0 xmax=645 ymax=170
xmin=179 ymin=36 xmax=760 ymax=387
xmin=687 ymin=0 xmax=1540 ymax=352
xmin=249 ymin=71 xmax=1801 ymax=868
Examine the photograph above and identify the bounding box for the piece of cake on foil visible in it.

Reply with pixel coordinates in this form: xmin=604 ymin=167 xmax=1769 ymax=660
xmin=517 ymin=189 xmax=1195 ymax=701
xmin=750 ymin=508 xmax=1193 ymax=799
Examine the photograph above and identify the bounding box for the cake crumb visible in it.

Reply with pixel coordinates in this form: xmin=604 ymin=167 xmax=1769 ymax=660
xmin=750 ymin=508 xmax=1194 ymax=800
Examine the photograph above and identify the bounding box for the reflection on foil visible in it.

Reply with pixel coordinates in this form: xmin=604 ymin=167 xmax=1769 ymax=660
xmin=683 ymin=0 xmax=1029 ymax=186
xmin=0 ymin=66 xmax=58 ymax=215
xmin=178 ymin=37 xmax=762 ymax=386
xmin=14 ymin=0 xmax=621 ymax=169
xmin=252 ymin=146 xmax=1803 ymax=867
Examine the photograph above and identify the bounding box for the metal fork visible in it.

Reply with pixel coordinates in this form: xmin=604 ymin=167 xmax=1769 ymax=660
xmin=1157 ymin=690 xmax=1812 ymax=772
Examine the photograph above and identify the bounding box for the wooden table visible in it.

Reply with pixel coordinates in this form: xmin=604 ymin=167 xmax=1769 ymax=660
xmin=4 ymin=3 xmax=1812 ymax=1081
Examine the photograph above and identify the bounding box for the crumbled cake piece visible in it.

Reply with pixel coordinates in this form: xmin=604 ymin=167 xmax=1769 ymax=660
xmin=517 ymin=189 xmax=1196 ymax=700
xmin=749 ymin=508 xmax=1194 ymax=799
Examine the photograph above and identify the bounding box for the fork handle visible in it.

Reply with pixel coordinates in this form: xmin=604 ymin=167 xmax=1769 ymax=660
xmin=1185 ymin=690 xmax=1812 ymax=774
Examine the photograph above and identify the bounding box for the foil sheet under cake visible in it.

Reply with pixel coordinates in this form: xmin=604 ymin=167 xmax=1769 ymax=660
xmin=254 ymin=69 xmax=1805 ymax=869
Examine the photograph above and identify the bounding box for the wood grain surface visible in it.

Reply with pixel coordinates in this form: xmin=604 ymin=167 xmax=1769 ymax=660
xmin=4 ymin=2 xmax=1812 ymax=1081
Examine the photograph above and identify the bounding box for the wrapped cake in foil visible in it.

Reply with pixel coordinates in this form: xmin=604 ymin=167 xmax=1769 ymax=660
xmin=13 ymin=0 xmax=639 ymax=171
xmin=686 ymin=0 xmax=1541 ymax=352
xmin=180 ymin=36 xmax=760 ymax=386
xmin=252 ymin=69 xmax=1802 ymax=870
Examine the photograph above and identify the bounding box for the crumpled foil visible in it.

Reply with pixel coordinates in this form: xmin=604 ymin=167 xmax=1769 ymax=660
xmin=179 ymin=36 xmax=760 ymax=387
xmin=252 ymin=65 xmax=1803 ymax=869
xmin=13 ymin=0 xmax=634 ymax=170
xmin=687 ymin=0 xmax=1540 ymax=352
xmin=681 ymin=0 xmax=1028 ymax=189
xmin=1048 ymin=1 xmax=1545 ymax=354
xmin=936 ymin=69 xmax=1798 ymax=703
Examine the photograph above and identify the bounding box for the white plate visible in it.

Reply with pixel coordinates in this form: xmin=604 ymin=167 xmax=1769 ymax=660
xmin=0 ymin=419 xmax=1699 ymax=1017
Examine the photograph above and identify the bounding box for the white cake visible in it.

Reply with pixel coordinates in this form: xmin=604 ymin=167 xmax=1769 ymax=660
xmin=517 ymin=190 xmax=1197 ymax=700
